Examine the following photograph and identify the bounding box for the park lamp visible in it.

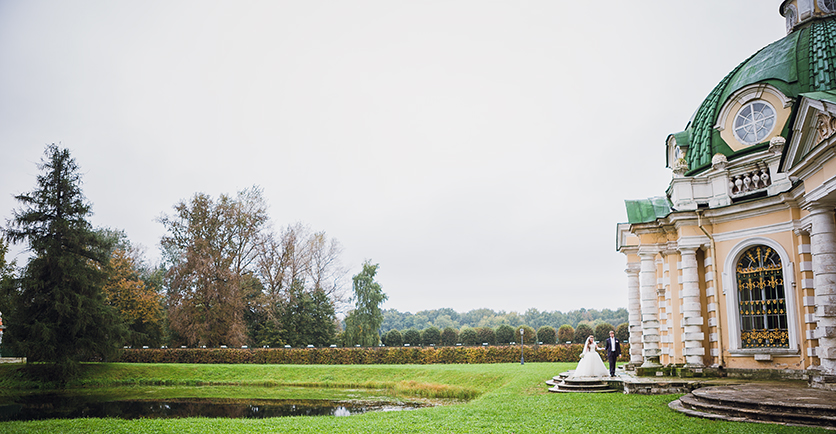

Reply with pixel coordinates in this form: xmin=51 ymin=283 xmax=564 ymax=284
xmin=520 ymin=328 xmax=524 ymax=365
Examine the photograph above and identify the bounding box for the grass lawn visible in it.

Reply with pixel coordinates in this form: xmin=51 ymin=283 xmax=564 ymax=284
xmin=0 ymin=362 xmax=828 ymax=433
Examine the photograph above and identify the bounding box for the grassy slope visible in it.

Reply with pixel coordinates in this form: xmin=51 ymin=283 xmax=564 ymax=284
xmin=0 ymin=362 xmax=828 ymax=434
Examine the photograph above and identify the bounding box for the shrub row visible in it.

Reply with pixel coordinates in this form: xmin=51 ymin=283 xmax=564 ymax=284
xmin=114 ymin=343 xmax=630 ymax=365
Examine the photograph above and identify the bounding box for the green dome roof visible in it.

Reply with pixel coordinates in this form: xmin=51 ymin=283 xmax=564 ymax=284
xmin=681 ymin=18 xmax=836 ymax=173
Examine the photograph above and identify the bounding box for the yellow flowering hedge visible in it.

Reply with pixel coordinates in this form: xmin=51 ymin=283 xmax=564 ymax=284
xmin=115 ymin=343 xmax=630 ymax=365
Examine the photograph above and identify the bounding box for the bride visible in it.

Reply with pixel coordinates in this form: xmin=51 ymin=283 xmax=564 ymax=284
xmin=570 ymin=335 xmax=609 ymax=378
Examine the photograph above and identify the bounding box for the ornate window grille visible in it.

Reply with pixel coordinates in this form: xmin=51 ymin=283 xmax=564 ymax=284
xmin=736 ymin=245 xmax=789 ymax=348
xmin=733 ymin=101 xmax=777 ymax=145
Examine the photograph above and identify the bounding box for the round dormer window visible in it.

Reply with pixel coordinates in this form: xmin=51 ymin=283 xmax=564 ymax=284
xmin=733 ymin=100 xmax=776 ymax=145
xmin=820 ymin=0 xmax=836 ymax=13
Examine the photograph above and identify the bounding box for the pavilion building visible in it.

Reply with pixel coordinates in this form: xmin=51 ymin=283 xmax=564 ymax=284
xmin=617 ymin=0 xmax=836 ymax=391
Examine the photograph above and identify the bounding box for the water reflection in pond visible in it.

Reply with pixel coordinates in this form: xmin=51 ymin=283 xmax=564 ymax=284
xmin=0 ymin=394 xmax=427 ymax=421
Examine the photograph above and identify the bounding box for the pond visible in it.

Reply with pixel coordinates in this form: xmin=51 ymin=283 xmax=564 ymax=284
xmin=0 ymin=393 xmax=428 ymax=421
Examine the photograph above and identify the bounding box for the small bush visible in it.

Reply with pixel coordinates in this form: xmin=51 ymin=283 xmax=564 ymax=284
xmin=403 ymin=329 xmax=421 ymax=346
xmin=616 ymin=322 xmax=629 ymax=342
xmin=495 ymin=324 xmax=515 ymax=344
xmin=557 ymin=324 xmax=574 ymax=343
xmin=441 ymin=327 xmax=458 ymax=346
xmin=383 ymin=330 xmax=403 ymax=347
xmin=421 ymin=327 xmax=442 ymax=346
xmin=519 ymin=325 xmax=536 ymax=344
xmin=574 ymin=323 xmax=593 ymax=343
xmin=537 ymin=326 xmax=556 ymax=344
xmin=459 ymin=327 xmax=479 ymax=346
xmin=594 ymin=322 xmax=615 ymax=342
xmin=476 ymin=327 xmax=496 ymax=346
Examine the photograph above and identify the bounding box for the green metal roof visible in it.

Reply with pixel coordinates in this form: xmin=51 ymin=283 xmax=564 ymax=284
xmin=625 ymin=196 xmax=672 ymax=224
xmin=679 ymin=18 xmax=836 ymax=174
xmin=800 ymin=89 xmax=836 ymax=104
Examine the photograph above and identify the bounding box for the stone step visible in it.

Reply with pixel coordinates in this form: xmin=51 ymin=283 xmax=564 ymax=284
xmin=671 ymin=396 xmax=836 ymax=429
xmin=548 ymin=378 xmax=617 ymax=393
xmin=670 ymin=384 xmax=836 ymax=430
xmin=690 ymin=385 xmax=834 ymax=417
xmin=549 ymin=385 xmax=617 ymax=393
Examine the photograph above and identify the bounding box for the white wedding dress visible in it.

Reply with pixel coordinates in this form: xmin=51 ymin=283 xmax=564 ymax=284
xmin=570 ymin=342 xmax=609 ymax=378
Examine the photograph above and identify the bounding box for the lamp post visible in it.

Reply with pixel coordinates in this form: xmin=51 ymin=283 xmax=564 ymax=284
xmin=520 ymin=328 xmax=524 ymax=365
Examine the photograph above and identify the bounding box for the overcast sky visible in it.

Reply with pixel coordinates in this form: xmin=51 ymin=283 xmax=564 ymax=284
xmin=0 ymin=1 xmax=787 ymax=314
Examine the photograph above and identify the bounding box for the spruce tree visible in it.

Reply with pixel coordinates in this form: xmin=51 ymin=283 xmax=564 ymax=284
xmin=4 ymin=144 xmax=125 ymax=380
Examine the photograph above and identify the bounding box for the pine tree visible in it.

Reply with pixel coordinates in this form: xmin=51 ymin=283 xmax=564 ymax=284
xmin=4 ymin=144 xmax=125 ymax=380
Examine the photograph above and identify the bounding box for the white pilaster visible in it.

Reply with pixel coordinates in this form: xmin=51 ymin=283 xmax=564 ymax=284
xmin=626 ymin=262 xmax=643 ymax=365
xmin=679 ymin=246 xmax=706 ymax=366
xmin=810 ymin=205 xmax=836 ymax=373
xmin=639 ymin=248 xmax=662 ymax=367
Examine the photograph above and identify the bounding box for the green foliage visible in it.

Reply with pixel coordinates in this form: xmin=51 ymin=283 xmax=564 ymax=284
xmin=476 ymin=327 xmax=495 ymax=345
xmin=344 ymin=261 xmax=387 ymax=347
xmin=101 ymin=245 xmax=165 ymax=348
xmin=402 ymin=329 xmax=421 ymax=346
xmin=278 ymin=282 xmax=336 ymax=348
xmin=0 ymin=237 xmax=17 ymax=330
xmin=537 ymin=325 xmax=556 ymax=344
xmin=519 ymin=325 xmax=536 ymax=344
xmin=459 ymin=327 xmax=478 ymax=346
xmin=380 ymin=307 xmax=628 ymax=333
xmin=421 ymin=326 xmax=441 ymax=346
xmin=557 ymin=324 xmax=575 ymax=343
xmin=616 ymin=322 xmax=629 ymax=342
xmin=254 ymin=318 xmax=285 ymax=348
xmin=2 ymin=144 xmax=127 ymax=380
xmin=251 ymin=222 xmax=347 ymax=352
xmin=440 ymin=327 xmax=458 ymax=346
xmin=594 ymin=322 xmax=615 ymax=342
xmin=573 ymin=323 xmax=594 ymax=343
xmin=495 ymin=324 xmax=515 ymax=344
xmin=382 ymin=329 xmax=402 ymax=347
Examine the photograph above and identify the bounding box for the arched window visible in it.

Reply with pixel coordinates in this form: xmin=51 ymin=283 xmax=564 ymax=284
xmin=733 ymin=100 xmax=777 ymax=145
xmin=736 ymin=245 xmax=789 ymax=348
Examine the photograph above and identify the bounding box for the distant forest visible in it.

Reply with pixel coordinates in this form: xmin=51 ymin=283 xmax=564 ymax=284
xmin=380 ymin=307 xmax=628 ymax=333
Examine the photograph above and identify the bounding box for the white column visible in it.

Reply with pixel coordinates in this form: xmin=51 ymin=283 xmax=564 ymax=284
xmin=639 ymin=248 xmax=662 ymax=367
xmin=810 ymin=205 xmax=836 ymax=373
xmin=679 ymin=246 xmax=705 ymax=367
xmin=626 ymin=262 xmax=643 ymax=365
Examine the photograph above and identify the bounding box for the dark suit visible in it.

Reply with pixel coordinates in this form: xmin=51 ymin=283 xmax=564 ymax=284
xmin=604 ymin=336 xmax=621 ymax=376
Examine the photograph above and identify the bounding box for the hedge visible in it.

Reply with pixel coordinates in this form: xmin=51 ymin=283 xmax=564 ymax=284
xmin=114 ymin=343 xmax=630 ymax=365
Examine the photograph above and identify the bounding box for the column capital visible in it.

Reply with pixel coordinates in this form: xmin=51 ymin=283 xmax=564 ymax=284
xmin=625 ymin=262 xmax=641 ymax=274
xmin=806 ymin=202 xmax=836 ymax=215
xmin=638 ymin=245 xmax=662 ymax=257
xmin=678 ymin=245 xmax=700 ymax=255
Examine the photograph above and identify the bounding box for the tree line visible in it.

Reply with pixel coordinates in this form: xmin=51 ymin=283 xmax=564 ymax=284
xmin=379 ymin=321 xmax=629 ymax=348
xmin=0 ymin=145 xmax=386 ymax=379
xmin=0 ymin=145 xmax=628 ymax=379
xmin=380 ymin=307 xmax=628 ymax=333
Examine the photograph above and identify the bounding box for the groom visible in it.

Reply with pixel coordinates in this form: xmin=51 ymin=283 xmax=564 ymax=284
xmin=604 ymin=330 xmax=621 ymax=377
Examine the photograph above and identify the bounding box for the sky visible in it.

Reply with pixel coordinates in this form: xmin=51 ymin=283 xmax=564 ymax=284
xmin=0 ymin=1 xmax=788 ymax=314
